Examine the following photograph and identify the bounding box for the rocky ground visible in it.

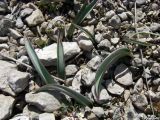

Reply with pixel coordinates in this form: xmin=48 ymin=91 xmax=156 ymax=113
xmin=0 ymin=0 xmax=160 ymax=120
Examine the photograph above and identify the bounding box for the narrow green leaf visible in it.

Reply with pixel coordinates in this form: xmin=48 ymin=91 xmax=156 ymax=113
xmin=72 ymin=23 xmax=97 ymax=45
xmin=25 ymin=40 xmax=57 ymax=84
xmin=57 ymin=29 xmax=65 ymax=79
xmin=131 ymin=32 xmax=160 ymax=38
xmin=67 ymin=0 xmax=98 ymax=38
xmin=36 ymin=84 xmax=93 ymax=108
xmin=123 ymin=38 xmax=154 ymax=46
xmin=94 ymin=48 xmax=132 ymax=97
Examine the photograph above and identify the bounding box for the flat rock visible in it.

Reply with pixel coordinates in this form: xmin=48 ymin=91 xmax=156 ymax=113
xmin=25 ymin=9 xmax=44 ymax=26
xmin=35 ymin=42 xmax=81 ymax=66
xmin=106 ymin=80 xmax=124 ymax=95
xmin=25 ymin=92 xmax=63 ymax=112
xmin=0 ymin=94 xmax=15 ymax=120
xmin=7 ymin=70 xmax=30 ymax=93
xmin=114 ymin=64 xmax=133 ymax=86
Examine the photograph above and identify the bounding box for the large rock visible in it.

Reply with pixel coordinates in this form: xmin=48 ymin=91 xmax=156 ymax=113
xmin=0 ymin=60 xmax=30 ymax=95
xmin=7 ymin=70 xmax=30 ymax=93
xmin=114 ymin=64 xmax=133 ymax=86
xmin=36 ymin=42 xmax=81 ymax=66
xmin=0 ymin=94 xmax=15 ymax=120
xmin=25 ymin=92 xmax=63 ymax=112
xmin=39 ymin=113 xmax=55 ymax=120
xmin=0 ymin=60 xmax=17 ymax=96
xmin=25 ymin=9 xmax=44 ymax=26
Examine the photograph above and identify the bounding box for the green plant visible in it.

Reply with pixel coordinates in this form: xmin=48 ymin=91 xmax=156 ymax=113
xmin=25 ymin=40 xmax=93 ymax=108
xmin=67 ymin=0 xmax=98 ymax=38
xmin=93 ymin=48 xmax=133 ymax=98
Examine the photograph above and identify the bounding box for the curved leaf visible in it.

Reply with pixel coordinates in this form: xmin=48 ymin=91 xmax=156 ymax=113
xmin=94 ymin=48 xmax=132 ymax=97
xmin=36 ymin=84 xmax=93 ymax=108
xmin=67 ymin=0 xmax=98 ymax=38
xmin=57 ymin=29 xmax=65 ymax=79
xmin=25 ymin=40 xmax=57 ymax=84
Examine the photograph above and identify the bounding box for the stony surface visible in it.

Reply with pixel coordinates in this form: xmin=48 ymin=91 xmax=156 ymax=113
xmin=0 ymin=94 xmax=15 ymax=120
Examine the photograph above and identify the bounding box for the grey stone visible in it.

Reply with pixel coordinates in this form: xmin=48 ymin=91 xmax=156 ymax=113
xmin=151 ymin=3 xmax=159 ymax=10
xmin=81 ymin=67 xmax=96 ymax=86
xmin=0 ymin=60 xmax=17 ymax=96
xmin=0 ymin=0 xmax=8 ymax=14
xmin=153 ymin=78 xmax=160 ymax=86
xmin=97 ymin=39 xmax=111 ymax=50
xmin=9 ymin=28 xmax=22 ymax=39
xmin=106 ymin=80 xmax=124 ymax=95
xmin=25 ymin=9 xmax=45 ymax=26
xmin=92 ymin=107 xmax=104 ymax=118
xmin=17 ymin=56 xmax=30 ymax=68
xmin=87 ymin=56 xmax=102 ymax=70
xmin=92 ymin=85 xmax=111 ymax=104
xmin=0 ymin=43 xmax=9 ymax=50
xmin=108 ymin=15 xmax=121 ymax=29
xmin=105 ymin=10 xmax=115 ymax=20
xmin=131 ymin=94 xmax=148 ymax=111
xmin=114 ymin=64 xmax=133 ymax=86
xmin=95 ymin=33 xmax=103 ymax=43
xmin=35 ymin=42 xmax=81 ymax=66
xmin=20 ymin=8 xmax=33 ymax=18
xmin=72 ymin=70 xmax=82 ymax=93
xmin=118 ymin=12 xmax=128 ymax=21
xmin=0 ymin=94 xmax=15 ymax=120
xmin=136 ymin=9 xmax=146 ymax=22
xmin=133 ymin=78 xmax=143 ymax=93
xmin=39 ymin=113 xmax=55 ymax=120
xmin=65 ymin=64 xmax=78 ymax=76
xmin=7 ymin=70 xmax=30 ymax=93
xmin=23 ymin=105 xmax=42 ymax=120
xmin=16 ymin=17 xmax=24 ymax=29
xmin=25 ymin=92 xmax=62 ymax=112
xmin=78 ymin=40 xmax=94 ymax=51
xmin=0 ymin=18 xmax=14 ymax=36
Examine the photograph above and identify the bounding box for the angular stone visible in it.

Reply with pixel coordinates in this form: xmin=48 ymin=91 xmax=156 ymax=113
xmin=9 ymin=28 xmax=23 ymax=39
xmin=114 ymin=64 xmax=133 ymax=86
xmin=133 ymin=78 xmax=143 ymax=93
xmin=25 ymin=92 xmax=63 ymax=112
xmin=35 ymin=42 xmax=81 ymax=66
xmin=7 ymin=70 xmax=30 ymax=93
xmin=25 ymin=9 xmax=44 ymax=26
xmin=87 ymin=56 xmax=102 ymax=70
xmin=65 ymin=64 xmax=78 ymax=76
xmin=0 ymin=94 xmax=15 ymax=120
xmin=20 ymin=8 xmax=33 ymax=18
xmin=78 ymin=40 xmax=94 ymax=51
xmin=106 ymin=80 xmax=124 ymax=95
xmin=108 ymin=15 xmax=121 ymax=29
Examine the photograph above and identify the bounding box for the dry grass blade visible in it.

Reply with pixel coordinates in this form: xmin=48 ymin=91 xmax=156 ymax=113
xmin=36 ymin=84 xmax=93 ymax=108
xmin=94 ymin=48 xmax=132 ymax=97
xmin=25 ymin=40 xmax=57 ymax=84
xmin=57 ymin=29 xmax=65 ymax=80
xmin=67 ymin=0 xmax=98 ymax=38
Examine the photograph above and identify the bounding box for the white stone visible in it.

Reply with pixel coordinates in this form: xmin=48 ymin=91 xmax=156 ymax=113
xmin=79 ymin=40 xmax=93 ymax=51
xmin=9 ymin=28 xmax=22 ymax=39
xmin=87 ymin=56 xmax=102 ymax=70
xmin=25 ymin=9 xmax=44 ymax=26
xmin=35 ymin=42 xmax=81 ymax=66
xmin=39 ymin=113 xmax=55 ymax=120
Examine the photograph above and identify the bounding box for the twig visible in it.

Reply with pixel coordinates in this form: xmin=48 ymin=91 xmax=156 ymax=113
xmin=0 ymin=52 xmax=65 ymax=83
xmin=134 ymin=2 xmax=155 ymax=116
